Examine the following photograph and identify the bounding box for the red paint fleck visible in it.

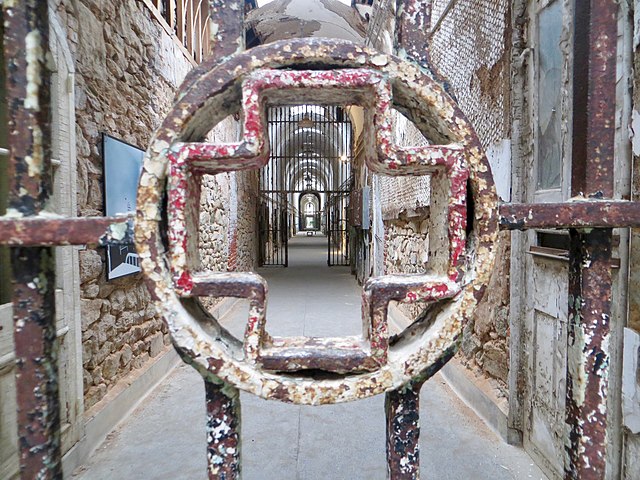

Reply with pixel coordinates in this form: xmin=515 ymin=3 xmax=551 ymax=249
xmin=176 ymin=271 xmax=193 ymax=293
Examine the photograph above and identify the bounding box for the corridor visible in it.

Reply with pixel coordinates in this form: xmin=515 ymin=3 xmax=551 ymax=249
xmin=73 ymin=236 xmax=546 ymax=480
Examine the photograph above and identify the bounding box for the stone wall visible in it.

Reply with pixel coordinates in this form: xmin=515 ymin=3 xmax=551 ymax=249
xmin=199 ymin=116 xmax=241 ymax=275
xmin=234 ymin=171 xmax=260 ymax=272
xmin=53 ymin=0 xmax=234 ymax=408
xmin=461 ymin=231 xmax=510 ymax=387
xmin=200 ymin=173 xmax=231 ymax=273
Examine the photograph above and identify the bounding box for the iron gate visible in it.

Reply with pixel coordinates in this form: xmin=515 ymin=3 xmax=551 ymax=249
xmin=259 ymin=104 xmax=352 ymax=266
xmin=327 ymin=190 xmax=350 ymax=266
xmin=1 ymin=1 xmax=639 ymax=480
xmin=258 ymin=192 xmax=289 ymax=266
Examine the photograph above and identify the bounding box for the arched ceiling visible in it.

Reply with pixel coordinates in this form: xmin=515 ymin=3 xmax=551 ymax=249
xmin=246 ymin=0 xmax=366 ymax=46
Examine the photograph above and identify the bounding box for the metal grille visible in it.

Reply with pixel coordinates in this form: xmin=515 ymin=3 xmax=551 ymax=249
xmin=259 ymin=104 xmax=352 ymax=266
xmin=1 ymin=2 xmax=639 ymax=479
xmin=326 ymin=189 xmax=350 ymax=266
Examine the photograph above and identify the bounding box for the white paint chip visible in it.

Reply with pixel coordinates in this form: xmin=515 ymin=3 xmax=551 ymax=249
xmin=623 ymin=328 xmax=640 ymax=434
xmin=485 ymin=139 xmax=511 ymax=201
xmin=630 ymin=109 xmax=640 ymax=156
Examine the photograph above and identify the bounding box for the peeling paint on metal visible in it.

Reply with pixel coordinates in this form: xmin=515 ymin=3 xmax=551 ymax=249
xmin=135 ymin=38 xmax=498 ymax=408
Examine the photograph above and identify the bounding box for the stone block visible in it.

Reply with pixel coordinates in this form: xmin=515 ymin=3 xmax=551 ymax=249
xmin=76 ymin=2 xmax=106 ymax=81
xmin=83 ymin=340 xmax=98 ymax=365
xmin=481 ymin=340 xmax=509 ymax=383
xmin=83 ymin=369 xmax=93 ymax=391
xmin=461 ymin=323 xmax=482 ymax=358
xmin=124 ymin=289 xmax=139 ymax=310
xmin=85 ymin=383 xmax=108 ymax=410
xmin=149 ymin=332 xmax=164 ymax=358
xmin=99 ymin=282 xmax=116 ymax=298
xmin=81 ymin=298 xmax=103 ymax=329
xmin=133 ymin=340 xmax=146 ymax=356
xmin=120 ymin=344 xmax=133 ymax=366
xmin=109 ymin=289 xmax=127 ymax=314
xmin=132 ymin=352 xmax=150 ymax=370
xmin=102 ymin=351 xmax=122 ymax=381
xmin=79 ymin=249 xmax=103 ymax=283
xmin=494 ymin=307 xmax=509 ymax=338
xmin=91 ymin=365 xmax=104 ymax=385
xmin=94 ymin=341 xmax=114 ymax=365
xmin=84 ymin=283 xmax=100 ymax=299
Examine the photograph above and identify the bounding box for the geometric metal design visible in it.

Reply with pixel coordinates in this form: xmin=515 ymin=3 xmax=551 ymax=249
xmin=164 ymin=68 xmax=471 ymax=374
xmin=135 ymin=39 xmax=498 ymax=414
xmin=1 ymin=0 xmax=637 ymax=478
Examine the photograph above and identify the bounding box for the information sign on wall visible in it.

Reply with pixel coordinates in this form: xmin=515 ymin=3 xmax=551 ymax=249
xmin=103 ymin=134 xmax=144 ymax=280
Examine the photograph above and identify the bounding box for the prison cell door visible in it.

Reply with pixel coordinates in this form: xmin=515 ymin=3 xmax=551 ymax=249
xmin=514 ymin=2 xmax=627 ymax=477
xmin=258 ymin=194 xmax=289 ymax=267
xmin=260 ymin=104 xmax=353 ymax=267
xmin=327 ymin=191 xmax=350 ymax=266
xmin=514 ymin=4 xmax=575 ymax=476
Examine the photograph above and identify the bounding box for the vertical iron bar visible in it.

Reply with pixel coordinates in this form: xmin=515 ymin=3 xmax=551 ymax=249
xmin=4 ymin=1 xmax=61 ymax=478
xmin=385 ymin=380 xmax=425 ymax=479
xmin=208 ymin=0 xmax=245 ymax=59
xmin=205 ymin=379 xmax=241 ymax=479
xmin=565 ymin=0 xmax=617 ymax=478
xmin=328 ymin=193 xmax=331 ymax=265
xmin=394 ymin=0 xmax=444 ymax=83
xmin=566 ymin=229 xmax=612 ymax=479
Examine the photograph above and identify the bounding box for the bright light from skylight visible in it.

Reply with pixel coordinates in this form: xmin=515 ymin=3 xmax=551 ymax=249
xmin=257 ymin=0 xmax=352 ymax=6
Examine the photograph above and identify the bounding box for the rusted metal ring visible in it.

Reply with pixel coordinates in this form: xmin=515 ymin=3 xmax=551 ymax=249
xmin=135 ymin=38 xmax=498 ymax=405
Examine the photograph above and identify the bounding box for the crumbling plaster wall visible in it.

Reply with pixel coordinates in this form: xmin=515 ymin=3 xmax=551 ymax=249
xmin=52 ymin=0 xmax=235 ymax=409
xmin=367 ymin=0 xmax=512 ymax=388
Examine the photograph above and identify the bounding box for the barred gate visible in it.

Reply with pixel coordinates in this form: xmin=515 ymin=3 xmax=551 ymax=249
xmin=1 ymin=2 xmax=639 ymax=480
xmin=326 ymin=190 xmax=350 ymax=266
xmin=260 ymin=104 xmax=352 ymax=267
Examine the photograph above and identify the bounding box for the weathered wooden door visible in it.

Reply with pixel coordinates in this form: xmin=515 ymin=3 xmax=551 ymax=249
xmin=49 ymin=17 xmax=83 ymax=456
xmin=518 ymin=3 xmax=572 ymax=475
xmin=512 ymin=1 xmax=630 ymax=478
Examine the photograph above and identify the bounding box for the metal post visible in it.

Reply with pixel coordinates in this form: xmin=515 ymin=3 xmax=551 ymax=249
xmin=385 ymin=380 xmax=425 ymax=479
xmin=208 ymin=0 xmax=245 ymax=59
xmin=565 ymin=0 xmax=617 ymax=478
xmin=205 ymin=379 xmax=241 ymax=480
xmin=3 ymin=0 xmax=61 ymax=478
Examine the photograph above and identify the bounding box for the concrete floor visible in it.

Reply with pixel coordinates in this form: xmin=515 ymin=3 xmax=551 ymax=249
xmin=73 ymin=234 xmax=547 ymax=479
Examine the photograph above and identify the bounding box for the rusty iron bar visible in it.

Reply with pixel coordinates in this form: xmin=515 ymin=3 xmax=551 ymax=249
xmin=394 ymin=0 xmax=449 ymax=92
xmin=394 ymin=0 xmax=454 ymax=94
xmin=566 ymin=229 xmax=613 ymax=479
xmin=180 ymin=0 xmax=246 ymax=95
xmin=205 ymin=379 xmax=241 ymax=480
xmin=3 ymin=0 xmax=62 ymax=478
xmin=202 ymin=3 xmax=245 ymax=478
xmin=208 ymin=0 xmax=245 ymax=58
xmin=0 ymin=216 xmax=133 ymax=246
xmin=564 ymin=0 xmax=618 ymax=478
xmin=498 ymin=201 xmax=640 ymax=230
xmin=394 ymin=0 xmax=431 ymax=65
xmin=385 ymin=380 xmax=425 ymax=479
